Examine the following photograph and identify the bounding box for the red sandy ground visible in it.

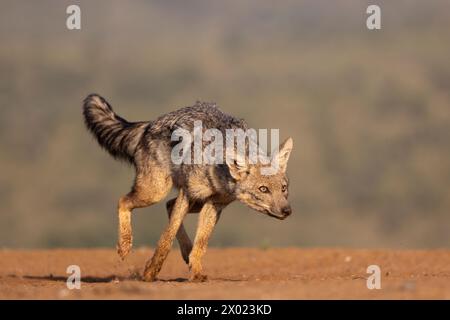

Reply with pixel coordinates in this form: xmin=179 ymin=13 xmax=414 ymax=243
xmin=0 ymin=248 xmax=449 ymax=299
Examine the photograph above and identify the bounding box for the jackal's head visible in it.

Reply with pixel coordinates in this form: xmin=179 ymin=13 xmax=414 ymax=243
xmin=228 ymin=138 xmax=293 ymax=220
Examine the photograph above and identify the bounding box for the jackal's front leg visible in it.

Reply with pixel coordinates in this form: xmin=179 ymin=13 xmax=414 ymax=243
xmin=166 ymin=199 xmax=205 ymax=264
xmin=143 ymin=189 xmax=189 ymax=281
xmin=166 ymin=198 xmax=193 ymax=265
xmin=189 ymin=202 xmax=221 ymax=282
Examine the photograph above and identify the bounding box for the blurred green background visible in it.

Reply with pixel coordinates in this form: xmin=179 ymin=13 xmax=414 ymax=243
xmin=1 ymin=0 xmax=449 ymax=249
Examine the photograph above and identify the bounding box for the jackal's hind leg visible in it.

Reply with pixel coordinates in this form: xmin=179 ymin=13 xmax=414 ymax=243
xmin=117 ymin=195 xmax=134 ymax=260
xmin=117 ymin=171 xmax=173 ymax=260
xmin=143 ymin=189 xmax=190 ymax=281
xmin=166 ymin=199 xmax=203 ymax=264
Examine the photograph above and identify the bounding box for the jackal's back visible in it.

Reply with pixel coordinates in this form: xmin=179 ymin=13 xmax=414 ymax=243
xmin=149 ymin=101 xmax=248 ymax=137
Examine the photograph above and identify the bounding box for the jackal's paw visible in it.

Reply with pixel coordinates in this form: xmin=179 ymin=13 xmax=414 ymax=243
xmin=190 ymin=273 xmax=208 ymax=282
xmin=117 ymin=237 xmax=132 ymax=260
xmin=142 ymin=270 xmax=158 ymax=282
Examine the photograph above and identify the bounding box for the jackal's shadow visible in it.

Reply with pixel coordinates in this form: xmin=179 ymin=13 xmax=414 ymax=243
xmin=21 ymin=274 xmax=129 ymax=283
xmin=20 ymin=275 xmax=246 ymax=283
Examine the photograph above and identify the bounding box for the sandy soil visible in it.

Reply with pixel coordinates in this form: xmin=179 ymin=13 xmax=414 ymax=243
xmin=0 ymin=248 xmax=449 ymax=299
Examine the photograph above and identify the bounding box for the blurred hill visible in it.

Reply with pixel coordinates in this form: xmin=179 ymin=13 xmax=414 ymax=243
xmin=0 ymin=0 xmax=449 ymax=248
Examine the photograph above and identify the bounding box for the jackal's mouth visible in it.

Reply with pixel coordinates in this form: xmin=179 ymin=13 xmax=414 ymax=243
xmin=265 ymin=210 xmax=288 ymax=220
xmin=248 ymin=202 xmax=287 ymax=220
xmin=238 ymin=195 xmax=288 ymax=220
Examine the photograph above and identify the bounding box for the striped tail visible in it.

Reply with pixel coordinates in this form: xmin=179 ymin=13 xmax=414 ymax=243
xmin=82 ymin=94 xmax=149 ymax=164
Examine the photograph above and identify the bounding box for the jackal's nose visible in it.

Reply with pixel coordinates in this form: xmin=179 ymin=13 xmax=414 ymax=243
xmin=281 ymin=206 xmax=292 ymax=217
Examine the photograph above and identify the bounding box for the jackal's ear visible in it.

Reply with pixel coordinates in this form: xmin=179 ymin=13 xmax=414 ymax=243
xmin=226 ymin=153 xmax=248 ymax=180
xmin=273 ymin=137 xmax=293 ymax=173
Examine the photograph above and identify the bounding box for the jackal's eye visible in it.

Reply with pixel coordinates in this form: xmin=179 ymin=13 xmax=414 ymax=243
xmin=259 ymin=186 xmax=270 ymax=193
xmin=281 ymin=185 xmax=287 ymax=192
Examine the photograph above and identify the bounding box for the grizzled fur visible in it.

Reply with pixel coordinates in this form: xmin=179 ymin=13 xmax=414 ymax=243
xmin=83 ymin=94 xmax=293 ymax=282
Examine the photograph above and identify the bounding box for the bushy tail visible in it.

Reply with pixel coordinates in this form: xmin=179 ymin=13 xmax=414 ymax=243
xmin=82 ymin=94 xmax=149 ymax=164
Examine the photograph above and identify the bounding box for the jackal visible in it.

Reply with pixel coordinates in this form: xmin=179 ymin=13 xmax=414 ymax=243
xmin=83 ymin=94 xmax=293 ymax=281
